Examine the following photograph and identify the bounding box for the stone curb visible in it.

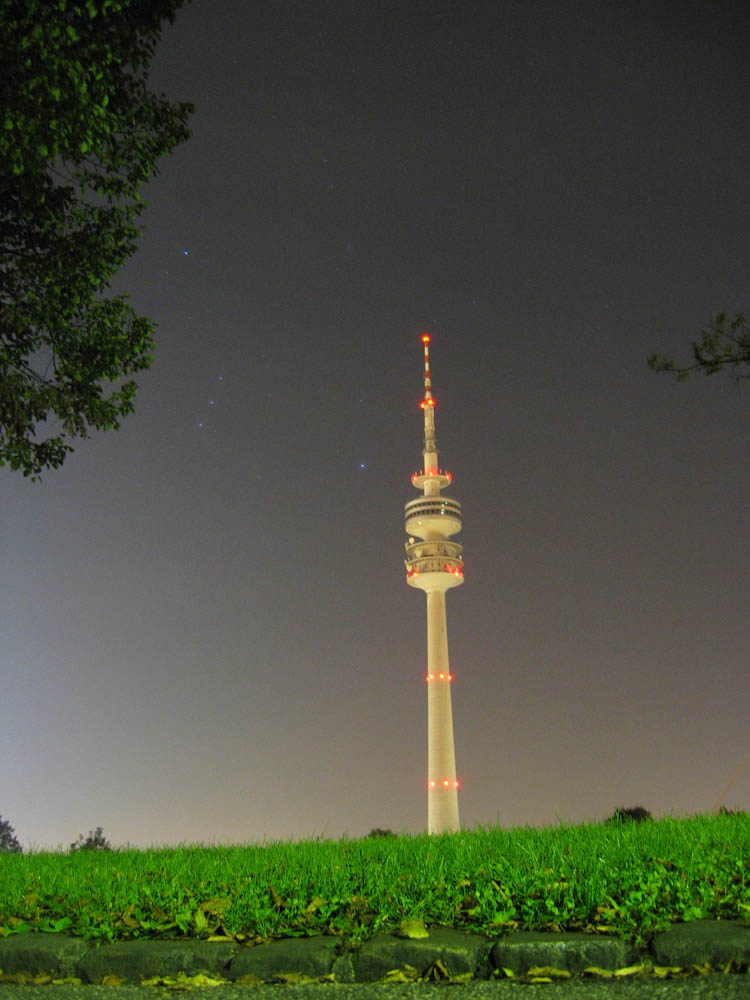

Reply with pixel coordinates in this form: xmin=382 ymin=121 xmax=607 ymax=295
xmin=0 ymin=921 xmax=748 ymax=986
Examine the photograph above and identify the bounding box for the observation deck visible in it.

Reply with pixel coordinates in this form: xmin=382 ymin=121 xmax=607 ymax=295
xmin=405 ymin=537 xmax=464 ymax=590
xmin=404 ymin=496 xmax=462 ymax=538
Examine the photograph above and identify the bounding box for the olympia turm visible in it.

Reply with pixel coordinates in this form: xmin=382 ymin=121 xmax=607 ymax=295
xmin=404 ymin=334 xmax=463 ymax=834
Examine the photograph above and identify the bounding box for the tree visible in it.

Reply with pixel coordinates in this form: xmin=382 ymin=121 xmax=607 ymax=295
xmin=69 ymin=825 xmax=112 ymax=852
xmin=605 ymin=806 xmax=652 ymax=824
xmin=0 ymin=815 xmax=22 ymax=853
xmin=1 ymin=0 xmax=193 ymax=478
xmin=648 ymin=313 xmax=749 ymax=382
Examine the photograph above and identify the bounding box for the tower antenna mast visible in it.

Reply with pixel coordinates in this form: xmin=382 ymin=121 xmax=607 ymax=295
xmin=404 ymin=333 xmax=463 ymax=834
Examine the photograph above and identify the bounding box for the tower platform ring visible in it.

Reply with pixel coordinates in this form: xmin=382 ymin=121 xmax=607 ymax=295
xmin=411 ymin=471 xmax=452 ymax=489
xmin=406 ymin=570 xmax=464 ymax=591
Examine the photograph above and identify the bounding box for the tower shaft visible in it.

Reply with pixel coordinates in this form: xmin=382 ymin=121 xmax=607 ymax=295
xmin=426 ymin=590 xmax=459 ymax=833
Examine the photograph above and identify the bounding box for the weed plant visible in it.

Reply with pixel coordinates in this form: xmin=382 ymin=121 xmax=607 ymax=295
xmin=1 ymin=813 xmax=748 ymax=947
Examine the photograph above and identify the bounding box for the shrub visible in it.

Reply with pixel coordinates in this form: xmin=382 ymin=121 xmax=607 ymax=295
xmin=0 ymin=815 xmax=22 ymax=853
xmin=605 ymin=806 xmax=652 ymax=824
xmin=69 ymin=826 xmax=112 ymax=853
xmin=366 ymin=827 xmax=396 ymax=838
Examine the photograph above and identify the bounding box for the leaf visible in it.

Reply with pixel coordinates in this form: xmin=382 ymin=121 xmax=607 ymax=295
xmin=118 ymin=903 xmax=140 ymax=929
xmin=142 ymin=971 xmax=228 ymax=988
xmin=383 ymin=964 xmax=419 ymax=982
xmin=188 ymin=972 xmax=231 ymax=986
xmin=423 ymin=959 xmax=450 ymax=981
xmin=527 ymin=966 xmax=571 ymax=979
xmin=583 ymin=967 xmax=614 ymax=979
xmin=614 ymin=964 xmax=651 ymax=977
xmin=395 ymin=917 xmax=429 ymax=939
xmin=653 ymin=966 xmax=682 ymax=979
xmin=269 ymin=972 xmax=317 ymax=985
xmin=201 ymin=896 xmax=233 ymax=917
xmin=0 ymin=919 xmax=32 ymax=936
xmin=268 ymin=884 xmax=286 ymax=909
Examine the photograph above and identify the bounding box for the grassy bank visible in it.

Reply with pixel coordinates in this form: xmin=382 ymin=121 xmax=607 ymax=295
xmin=1 ymin=814 xmax=748 ymax=947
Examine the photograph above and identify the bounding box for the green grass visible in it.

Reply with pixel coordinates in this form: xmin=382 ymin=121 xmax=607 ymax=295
xmin=1 ymin=814 xmax=748 ymax=948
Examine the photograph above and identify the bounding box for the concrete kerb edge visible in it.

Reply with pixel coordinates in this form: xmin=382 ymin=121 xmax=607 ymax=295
xmin=0 ymin=921 xmax=748 ymax=986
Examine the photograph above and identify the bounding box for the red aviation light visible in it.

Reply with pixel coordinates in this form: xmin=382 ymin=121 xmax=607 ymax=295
xmin=421 ymin=333 xmax=431 ymax=343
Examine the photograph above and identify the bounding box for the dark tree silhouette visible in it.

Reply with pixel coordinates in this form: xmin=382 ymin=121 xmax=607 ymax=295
xmin=1 ymin=0 xmax=193 ymax=478
xmin=605 ymin=806 xmax=653 ymax=824
xmin=366 ymin=827 xmax=396 ymax=838
xmin=69 ymin=825 xmax=112 ymax=852
xmin=0 ymin=815 xmax=22 ymax=853
xmin=648 ymin=312 xmax=749 ymax=382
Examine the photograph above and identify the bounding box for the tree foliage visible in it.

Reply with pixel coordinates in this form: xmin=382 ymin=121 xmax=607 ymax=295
xmin=69 ymin=825 xmax=112 ymax=852
xmin=648 ymin=313 xmax=749 ymax=382
xmin=0 ymin=814 xmax=22 ymax=853
xmin=1 ymin=0 xmax=193 ymax=478
xmin=605 ymin=806 xmax=652 ymax=824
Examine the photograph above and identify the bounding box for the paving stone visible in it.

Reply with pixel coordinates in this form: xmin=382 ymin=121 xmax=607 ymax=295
xmin=331 ymin=953 xmax=356 ymax=982
xmin=0 ymin=934 xmax=89 ymax=978
xmin=490 ymin=931 xmax=637 ymax=975
xmin=227 ymin=936 xmax=338 ymax=981
xmin=4 ymin=923 xmax=750 ymax=988
xmin=651 ymin=920 xmax=750 ymax=968
xmin=76 ymin=938 xmax=236 ymax=984
xmin=354 ymin=928 xmax=490 ymax=982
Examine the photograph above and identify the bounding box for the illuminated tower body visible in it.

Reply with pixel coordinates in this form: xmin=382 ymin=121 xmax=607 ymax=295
xmin=405 ymin=334 xmax=463 ymax=835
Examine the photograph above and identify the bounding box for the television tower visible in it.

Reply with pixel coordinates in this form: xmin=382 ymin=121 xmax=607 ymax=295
xmin=405 ymin=334 xmax=463 ymax=834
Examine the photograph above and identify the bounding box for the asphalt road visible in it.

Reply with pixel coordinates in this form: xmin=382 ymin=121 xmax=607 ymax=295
xmin=1 ymin=977 xmax=749 ymax=998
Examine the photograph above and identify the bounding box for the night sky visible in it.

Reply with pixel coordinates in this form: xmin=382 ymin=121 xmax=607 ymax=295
xmin=3 ymin=0 xmax=749 ymax=852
